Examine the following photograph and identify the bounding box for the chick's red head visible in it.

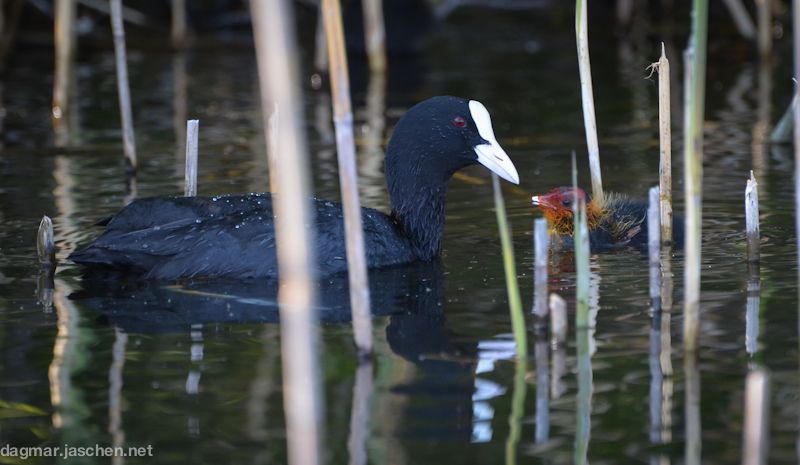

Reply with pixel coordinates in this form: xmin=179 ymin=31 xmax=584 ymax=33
xmin=531 ymin=187 xmax=586 ymax=215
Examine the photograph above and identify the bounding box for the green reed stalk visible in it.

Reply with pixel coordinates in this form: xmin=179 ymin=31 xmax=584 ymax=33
xmin=572 ymin=154 xmax=590 ymax=328
xmin=491 ymin=174 xmax=527 ymax=359
xmin=683 ymin=0 xmax=708 ymax=353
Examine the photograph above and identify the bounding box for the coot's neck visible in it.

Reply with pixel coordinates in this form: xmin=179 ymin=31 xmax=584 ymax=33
xmin=389 ymin=180 xmax=448 ymax=261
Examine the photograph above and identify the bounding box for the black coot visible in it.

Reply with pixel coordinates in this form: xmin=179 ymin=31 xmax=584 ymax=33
xmin=70 ymin=96 xmax=520 ymax=279
xmin=70 ymin=97 xmax=519 ymax=279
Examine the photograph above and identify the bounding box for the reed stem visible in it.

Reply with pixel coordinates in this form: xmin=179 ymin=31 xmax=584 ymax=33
xmin=53 ymin=0 xmax=76 ymax=141
xmin=533 ymin=218 xmax=549 ymax=317
xmin=361 ymin=0 xmax=386 ymax=73
xmin=793 ymin=0 xmax=800 ymax=285
xmin=656 ymin=44 xmax=673 ymax=244
xmin=321 ymin=0 xmax=373 ymax=356
xmin=492 ymin=174 xmax=527 ymax=359
xmin=721 ymin=0 xmax=756 ymax=39
xmin=110 ymin=0 xmax=137 ymax=175
xmin=252 ymin=1 xmax=323 ymax=464
xmin=170 ymin=0 xmax=187 ymax=49
xmin=575 ymin=0 xmax=603 ymax=202
xmin=755 ymin=0 xmax=772 ymax=57
xmin=184 ymin=120 xmax=198 ymax=197
xmin=572 ymin=153 xmax=590 ymax=329
xmin=683 ymin=0 xmax=708 ymax=353
xmin=746 ymin=171 xmax=760 ymax=262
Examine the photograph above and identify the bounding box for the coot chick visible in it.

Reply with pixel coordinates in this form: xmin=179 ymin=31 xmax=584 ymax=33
xmin=531 ymin=187 xmax=684 ymax=251
xmin=71 ymin=96 xmax=520 ymax=279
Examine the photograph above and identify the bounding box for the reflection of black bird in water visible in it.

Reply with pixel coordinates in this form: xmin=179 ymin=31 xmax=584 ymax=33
xmin=73 ymin=261 xmax=476 ymax=443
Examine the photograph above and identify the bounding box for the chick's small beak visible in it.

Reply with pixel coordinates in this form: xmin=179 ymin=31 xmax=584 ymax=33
xmin=531 ymin=196 xmax=540 ymax=206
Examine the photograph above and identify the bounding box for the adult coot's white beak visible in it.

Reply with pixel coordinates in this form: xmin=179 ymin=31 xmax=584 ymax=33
xmin=469 ymin=100 xmax=520 ymax=185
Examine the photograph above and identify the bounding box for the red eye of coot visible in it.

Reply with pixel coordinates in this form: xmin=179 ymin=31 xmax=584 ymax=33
xmin=452 ymin=116 xmax=466 ymax=128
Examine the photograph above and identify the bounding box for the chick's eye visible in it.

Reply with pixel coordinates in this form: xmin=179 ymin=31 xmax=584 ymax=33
xmin=562 ymin=199 xmax=572 ymax=207
xmin=452 ymin=116 xmax=467 ymax=128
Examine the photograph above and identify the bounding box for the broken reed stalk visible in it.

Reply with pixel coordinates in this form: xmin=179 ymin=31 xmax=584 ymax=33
xmin=321 ymin=0 xmax=373 ymax=355
xmin=755 ymin=0 xmax=772 ymax=57
xmin=549 ymin=293 xmax=567 ymax=346
xmin=251 ymin=1 xmax=323 ymax=464
xmin=184 ymin=120 xmax=199 ymax=197
xmin=52 ymin=0 xmax=76 ymax=136
xmin=683 ymin=0 xmax=708 ymax=354
xmin=648 ymin=186 xmax=661 ymax=306
xmin=572 ymin=153 xmax=590 ymax=329
xmin=742 ymin=369 xmax=770 ymax=465
xmin=575 ymin=0 xmax=604 ymax=202
xmin=361 ymin=0 xmax=386 ymax=73
xmin=491 ymin=174 xmax=527 ymax=359
xmin=770 ymin=94 xmax=796 ymax=144
xmin=110 ymin=0 xmax=137 ymax=175
xmin=37 ymin=215 xmax=56 ymax=266
xmin=656 ymin=44 xmax=673 ymax=244
xmin=532 ymin=218 xmax=549 ymax=318
xmin=170 ymin=0 xmax=187 ymax=49
xmin=746 ymin=171 xmax=760 ymax=262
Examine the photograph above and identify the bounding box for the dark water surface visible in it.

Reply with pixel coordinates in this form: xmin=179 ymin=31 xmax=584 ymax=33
xmin=2 ymin=6 xmax=799 ymax=465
